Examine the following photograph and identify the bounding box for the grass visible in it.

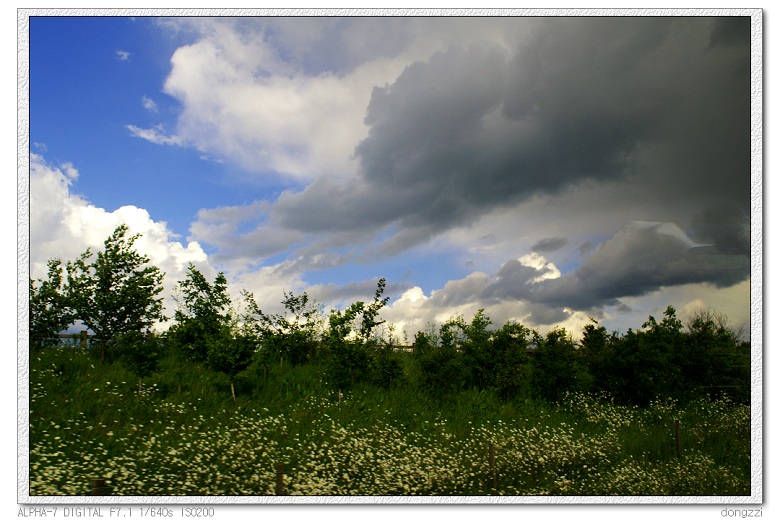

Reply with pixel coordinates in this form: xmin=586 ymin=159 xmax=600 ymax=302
xmin=27 ymin=346 xmax=752 ymax=496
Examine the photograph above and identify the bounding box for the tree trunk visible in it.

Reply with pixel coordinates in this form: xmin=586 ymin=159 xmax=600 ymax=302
xmin=230 ymin=381 xmax=237 ymax=405
xmin=138 ymin=376 xmax=142 ymax=397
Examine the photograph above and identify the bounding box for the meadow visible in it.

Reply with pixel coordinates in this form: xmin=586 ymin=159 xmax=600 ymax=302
xmin=27 ymin=345 xmax=751 ymax=497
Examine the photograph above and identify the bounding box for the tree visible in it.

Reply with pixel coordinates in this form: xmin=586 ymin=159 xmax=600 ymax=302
xmin=414 ymin=317 xmax=469 ymax=397
xmin=243 ymin=289 xmax=323 ymax=372
xmin=530 ymin=328 xmax=580 ymax=402
xmin=206 ymin=325 xmax=257 ymax=405
xmin=490 ymin=322 xmax=533 ymax=401
xmin=113 ymin=330 xmax=161 ymax=396
xmin=169 ymin=264 xmax=231 ymax=362
xmin=680 ymin=309 xmax=750 ymax=403
xmin=578 ymin=318 xmax=618 ymax=394
xmin=360 ymin=278 xmax=390 ymax=341
xmin=461 ymin=309 xmax=494 ymax=389
xmin=323 ymin=278 xmax=389 ymax=391
xmin=65 ymin=225 xmax=165 ymax=362
xmin=29 ymin=259 xmax=75 ymax=350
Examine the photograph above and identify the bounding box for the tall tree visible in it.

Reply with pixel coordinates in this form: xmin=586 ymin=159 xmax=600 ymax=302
xmin=322 ymin=278 xmax=390 ymax=391
xmin=206 ymin=325 xmax=257 ymax=405
xmin=530 ymin=328 xmax=580 ymax=402
xmin=243 ymin=289 xmax=322 ymax=372
xmin=29 ymin=259 xmax=75 ymax=350
xmin=65 ymin=225 xmax=165 ymax=361
xmin=169 ymin=264 xmax=231 ymax=361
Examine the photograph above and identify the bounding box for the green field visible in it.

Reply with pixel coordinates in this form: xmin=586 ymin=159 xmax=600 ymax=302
xmin=27 ymin=345 xmax=751 ymax=497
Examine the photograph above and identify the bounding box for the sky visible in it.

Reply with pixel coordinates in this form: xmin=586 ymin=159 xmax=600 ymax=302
xmin=24 ymin=13 xmax=757 ymax=341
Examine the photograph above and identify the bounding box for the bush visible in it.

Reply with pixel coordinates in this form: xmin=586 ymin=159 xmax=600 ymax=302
xmin=324 ymin=338 xmax=373 ymax=391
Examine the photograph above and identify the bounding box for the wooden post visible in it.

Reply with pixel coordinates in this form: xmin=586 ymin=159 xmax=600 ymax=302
xmin=80 ymin=330 xmax=88 ymax=349
xmin=489 ymin=442 xmax=497 ymax=492
xmin=275 ymin=463 xmax=285 ymax=495
xmin=90 ymin=478 xmax=111 ymax=495
xmin=674 ymin=419 xmax=682 ymax=459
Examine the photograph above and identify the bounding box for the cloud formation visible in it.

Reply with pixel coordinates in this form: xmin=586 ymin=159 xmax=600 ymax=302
xmin=266 ymin=17 xmax=749 ymax=252
xmin=167 ymin=17 xmax=751 ymax=332
xmin=30 ymin=16 xmax=752 ymax=340
xmin=483 ymin=222 xmax=749 ymax=313
xmin=29 ymin=154 xmax=212 ymax=319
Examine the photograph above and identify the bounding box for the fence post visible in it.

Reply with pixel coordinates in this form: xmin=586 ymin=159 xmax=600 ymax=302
xmin=489 ymin=442 xmax=497 ymax=493
xmin=674 ymin=419 xmax=682 ymax=459
xmin=275 ymin=463 xmax=285 ymax=495
xmin=90 ymin=478 xmax=111 ymax=495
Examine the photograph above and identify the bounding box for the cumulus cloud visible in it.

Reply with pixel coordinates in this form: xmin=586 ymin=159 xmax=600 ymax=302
xmin=42 ymin=17 xmax=749 ymax=337
xmin=267 ymin=17 xmax=750 ymax=262
xmin=158 ymin=17 xmax=414 ymax=182
xmin=482 ymin=222 xmax=749 ymax=312
xmin=158 ymin=17 xmax=750 ymax=336
xmin=29 ymin=154 xmax=212 ymax=320
xmin=379 ymin=220 xmax=749 ymax=338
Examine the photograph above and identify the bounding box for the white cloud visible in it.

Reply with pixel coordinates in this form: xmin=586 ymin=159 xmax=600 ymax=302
xmin=155 ymin=18 xmax=531 ymax=183
xmin=517 ymin=252 xmax=561 ymax=283
xmin=162 ymin=41 xmax=385 ymax=181
xmin=115 ymin=50 xmax=130 ymax=61
xmin=126 ymin=124 xmax=186 ymax=146
xmin=29 ymin=153 xmax=212 ymax=322
xmin=142 ymin=95 xmax=158 ymax=113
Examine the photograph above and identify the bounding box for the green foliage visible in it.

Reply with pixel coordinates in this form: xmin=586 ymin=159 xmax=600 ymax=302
xmin=439 ymin=314 xmax=467 ymax=350
xmin=680 ymin=309 xmax=750 ymax=404
xmin=206 ymin=326 xmax=258 ymax=404
xmin=530 ymin=328 xmax=582 ymax=403
xmin=324 ymin=338 xmax=372 ymax=391
xmin=580 ymin=306 xmax=750 ymax=407
xmin=371 ymin=348 xmax=405 ymax=388
xmin=461 ymin=309 xmax=494 ymax=389
xmin=361 ymin=278 xmax=390 ymax=340
xmin=168 ymin=264 xmax=231 ymax=362
xmin=578 ymin=319 xmax=614 ymax=392
xmin=490 ymin=322 xmax=533 ymax=401
xmin=323 ymin=278 xmax=389 ymax=391
xmin=417 ymin=344 xmax=469 ymax=396
xmin=27 ymin=303 xmax=752 ymax=496
xmin=65 ymin=225 xmax=165 ymax=358
xmin=243 ymin=290 xmax=323 ymax=370
xmin=112 ymin=330 xmax=162 ymax=395
xmin=29 ymin=343 xmax=751 ymax=496
xmin=412 ymin=330 xmax=435 ymax=357
xmin=31 ymin=229 xmax=752 ymax=415
xmin=29 ymin=259 xmax=75 ymax=350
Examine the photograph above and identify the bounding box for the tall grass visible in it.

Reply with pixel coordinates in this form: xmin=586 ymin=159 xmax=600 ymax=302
xmin=28 ymin=346 xmax=751 ymax=496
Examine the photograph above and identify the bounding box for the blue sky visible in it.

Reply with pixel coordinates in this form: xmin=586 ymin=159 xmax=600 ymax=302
xmin=26 ymin=14 xmax=756 ymax=339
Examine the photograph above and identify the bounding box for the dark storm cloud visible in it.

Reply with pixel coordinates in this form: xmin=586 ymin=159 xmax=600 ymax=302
xmin=274 ymin=17 xmax=750 ymax=256
xmin=483 ymin=222 xmax=749 ymax=311
xmin=274 ymin=43 xmax=510 ymax=235
xmin=690 ymin=204 xmax=751 ymax=256
xmin=532 ymin=237 xmax=568 ymax=253
xmin=708 ymin=16 xmax=751 ymax=49
xmin=307 ymin=278 xmax=410 ymax=307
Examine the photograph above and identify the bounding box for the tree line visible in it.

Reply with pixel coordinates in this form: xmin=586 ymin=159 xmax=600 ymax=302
xmin=29 ymin=226 xmax=751 ymax=406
